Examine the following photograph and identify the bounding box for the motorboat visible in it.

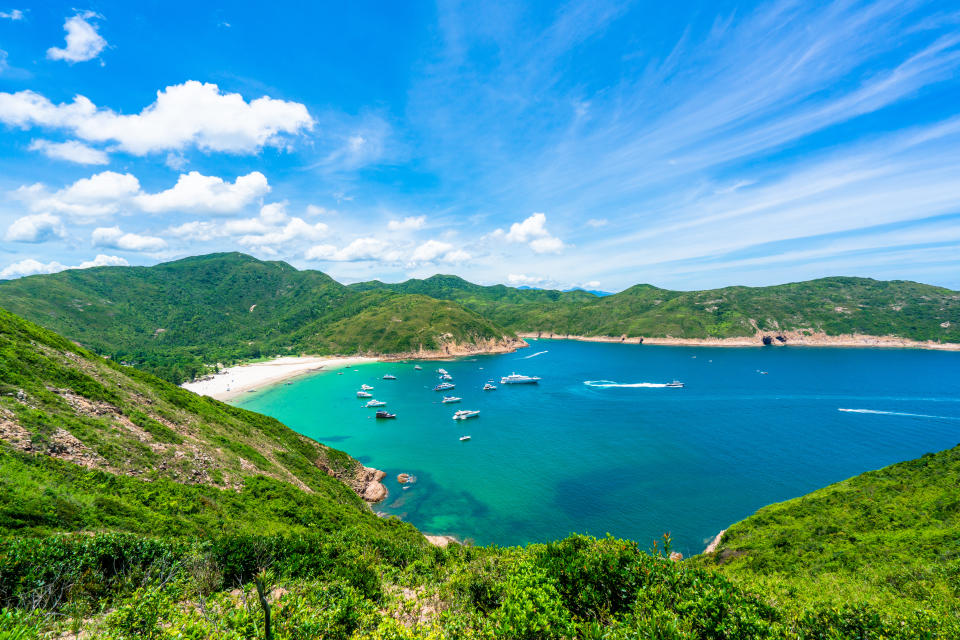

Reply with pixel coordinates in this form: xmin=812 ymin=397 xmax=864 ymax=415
xmin=439 ymin=373 xmax=453 ymax=381
xmin=500 ymin=372 xmax=541 ymax=384
xmin=434 ymin=382 xmax=455 ymax=391
xmin=453 ymin=410 xmax=480 ymax=420
xmin=383 ymin=374 xmax=396 ymax=380
xmin=665 ymin=380 xmax=684 ymax=388
xmin=438 ymin=368 xmax=449 ymax=375
xmin=356 ymin=391 xmax=372 ymax=398
xmin=361 ymin=384 xmax=373 ymax=390
xmin=365 ymin=399 xmax=386 ymax=407
xmin=459 ymin=435 xmax=471 ymax=441
xmin=375 ymin=410 xmax=396 ymax=419
xmin=441 ymin=396 xmax=462 ymax=404
xmin=483 ymin=382 xmax=496 ymax=391
xmin=414 ymin=365 xmax=422 ymax=370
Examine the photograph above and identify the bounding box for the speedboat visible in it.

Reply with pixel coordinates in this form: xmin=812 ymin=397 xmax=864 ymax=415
xmin=453 ymin=410 xmax=480 ymax=420
xmin=434 ymin=382 xmax=455 ymax=391
xmin=665 ymin=380 xmax=684 ymax=388
xmin=441 ymin=396 xmax=461 ymax=404
xmin=383 ymin=374 xmax=396 ymax=380
xmin=356 ymin=391 xmax=372 ymax=398
xmin=361 ymin=384 xmax=373 ymax=390
xmin=459 ymin=435 xmax=471 ymax=441
xmin=438 ymin=368 xmax=449 ymax=375
xmin=483 ymin=383 xmax=496 ymax=391
xmin=365 ymin=399 xmax=386 ymax=407
xmin=500 ymin=372 xmax=541 ymax=384
xmin=375 ymin=410 xmax=396 ymax=419
xmin=439 ymin=373 xmax=453 ymax=381
xmin=414 ymin=365 xmax=422 ymax=370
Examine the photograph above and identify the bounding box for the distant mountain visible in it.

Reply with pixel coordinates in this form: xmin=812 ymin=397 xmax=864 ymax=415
xmin=1 ymin=254 xmax=956 ymax=384
xmin=0 ymin=253 xmax=517 ymax=382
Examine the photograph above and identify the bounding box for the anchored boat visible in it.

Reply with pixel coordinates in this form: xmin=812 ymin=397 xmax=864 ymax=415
xmin=375 ymin=410 xmax=396 ymax=419
xmin=356 ymin=391 xmax=372 ymax=398
xmin=365 ymin=399 xmax=386 ymax=407
xmin=441 ymin=396 xmax=461 ymax=404
xmin=434 ymin=382 xmax=455 ymax=391
xmin=500 ymin=372 xmax=541 ymax=384
xmin=453 ymin=409 xmax=480 ymax=420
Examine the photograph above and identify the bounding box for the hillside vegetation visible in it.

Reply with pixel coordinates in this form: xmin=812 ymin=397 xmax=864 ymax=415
xmin=1 ymin=254 xmax=956 ymax=385
xmin=0 ymin=307 xmax=958 ymax=638
xmin=354 ymin=274 xmax=960 ymax=342
xmin=0 ymin=253 xmax=516 ymax=382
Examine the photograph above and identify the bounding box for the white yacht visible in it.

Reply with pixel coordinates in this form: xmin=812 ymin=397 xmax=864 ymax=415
xmin=356 ymin=391 xmax=372 ymax=398
xmin=383 ymin=374 xmax=396 ymax=380
xmin=414 ymin=365 xmax=422 ymax=370
xmin=439 ymin=373 xmax=453 ymax=381
xmin=441 ymin=396 xmax=462 ymax=404
xmin=434 ymin=382 xmax=455 ymax=391
xmin=500 ymin=372 xmax=541 ymax=384
xmin=459 ymin=435 xmax=471 ymax=441
xmin=453 ymin=409 xmax=480 ymax=420
xmin=483 ymin=382 xmax=497 ymax=391
xmin=365 ymin=399 xmax=386 ymax=407
xmin=437 ymin=368 xmax=449 ymax=375
xmin=665 ymin=380 xmax=684 ymax=388
xmin=361 ymin=384 xmax=373 ymax=390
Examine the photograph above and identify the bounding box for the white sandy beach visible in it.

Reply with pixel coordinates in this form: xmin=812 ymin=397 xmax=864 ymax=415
xmin=181 ymin=355 xmax=378 ymax=401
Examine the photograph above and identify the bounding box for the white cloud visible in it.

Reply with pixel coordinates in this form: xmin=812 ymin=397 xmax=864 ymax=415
xmin=164 ymin=202 xmax=327 ymax=248
xmin=388 ymin=215 xmax=426 ymax=231
xmin=443 ymin=249 xmax=471 ymax=263
xmin=166 ymin=220 xmax=218 ymax=241
xmin=0 ymin=49 xmax=7 ymax=73
xmin=507 ymin=274 xmax=545 ymax=286
xmin=18 ymin=171 xmax=140 ymax=220
xmin=411 ymin=239 xmax=452 ymax=262
xmin=501 ymin=212 xmax=565 ymax=253
xmin=0 ymin=254 xmax=127 ymax=279
xmin=29 ymin=139 xmax=109 ymax=165
xmin=0 ymin=9 xmax=24 ymax=20
xmin=47 ymin=12 xmax=106 ymax=63
xmin=305 ymin=237 xmax=402 ymax=262
xmin=4 ymin=213 xmax=66 ymax=243
xmin=0 ymin=81 xmax=313 ymax=155
xmin=305 ymin=204 xmax=333 ymax=216
xmin=92 ymin=226 xmax=167 ymax=252
xmin=134 ymin=171 xmax=269 ymax=214
xmin=164 ymin=152 xmax=187 ymax=171
xmin=586 ymin=218 xmax=607 ymax=228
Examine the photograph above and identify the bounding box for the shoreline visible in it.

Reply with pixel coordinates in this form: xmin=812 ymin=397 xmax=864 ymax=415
xmin=181 ymin=355 xmax=379 ymax=401
xmin=518 ymin=331 xmax=960 ymax=351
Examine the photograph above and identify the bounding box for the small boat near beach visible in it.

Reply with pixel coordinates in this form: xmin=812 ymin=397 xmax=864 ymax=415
xmin=383 ymin=374 xmax=396 ymax=380
xmin=483 ymin=382 xmax=496 ymax=391
xmin=356 ymin=391 xmax=372 ymax=398
xmin=441 ymin=396 xmax=461 ymax=404
xmin=439 ymin=373 xmax=453 ymax=381
xmin=434 ymin=382 xmax=455 ymax=391
xmin=375 ymin=410 xmax=396 ymax=419
xmin=365 ymin=399 xmax=386 ymax=407
xmin=361 ymin=384 xmax=373 ymax=390
xmin=459 ymin=435 xmax=471 ymax=441
xmin=453 ymin=409 xmax=480 ymax=420
xmin=500 ymin=372 xmax=541 ymax=384
xmin=665 ymin=380 xmax=684 ymax=388
xmin=438 ymin=368 xmax=449 ymax=375
xmin=414 ymin=365 xmax=422 ymax=370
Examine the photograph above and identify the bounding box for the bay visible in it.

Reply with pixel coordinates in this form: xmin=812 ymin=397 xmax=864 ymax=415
xmin=235 ymin=339 xmax=960 ymax=556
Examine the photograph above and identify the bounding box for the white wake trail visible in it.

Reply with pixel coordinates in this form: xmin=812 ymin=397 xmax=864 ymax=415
xmin=838 ymin=408 xmax=960 ymax=421
xmin=584 ymin=380 xmax=669 ymax=388
xmin=521 ymin=350 xmax=549 ymax=359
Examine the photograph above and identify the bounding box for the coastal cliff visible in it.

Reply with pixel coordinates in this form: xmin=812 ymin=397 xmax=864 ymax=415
xmin=381 ymin=335 xmax=528 ymax=360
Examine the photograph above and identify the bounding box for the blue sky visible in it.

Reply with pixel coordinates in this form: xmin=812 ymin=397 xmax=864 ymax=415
xmin=1 ymin=0 xmax=959 ymax=291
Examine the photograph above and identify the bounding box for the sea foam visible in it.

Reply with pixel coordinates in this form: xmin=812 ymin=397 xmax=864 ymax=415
xmin=838 ymin=408 xmax=960 ymax=421
xmin=584 ymin=380 xmax=669 ymax=388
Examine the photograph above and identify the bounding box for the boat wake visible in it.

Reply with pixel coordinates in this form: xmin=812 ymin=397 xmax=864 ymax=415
xmin=838 ymin=408 xmax=960 ymax=421
xmin=584 ymin=380 xmax=669 ymax=388
xmin=521 ymin=350 xmax=549 ymax=359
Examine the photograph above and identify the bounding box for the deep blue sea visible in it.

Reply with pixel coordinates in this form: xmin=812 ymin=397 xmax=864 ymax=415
xmin=235 ymin=339 xmax=960 ymax=556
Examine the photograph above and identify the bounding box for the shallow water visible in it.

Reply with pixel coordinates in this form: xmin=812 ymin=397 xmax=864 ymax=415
xmin=235 ymin=339 xmax=960 ymax=555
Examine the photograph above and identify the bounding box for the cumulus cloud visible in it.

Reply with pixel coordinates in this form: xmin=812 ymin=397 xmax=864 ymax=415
xmin=4 ymin=213 xmax=66 ymax=243
xmin=47 ymin=12 xmax=106 ymax=63
xmin=0 ymin=9 xmax=24 ymax=20
xmin=0 ymin=81 xmax=314 ymax=155
xmin=15 ymin=170 xmax=270 ymax=222
xmin=92 ymin=226 xmax=167 ymax=251
xmin=164 ymin=202 xmax=327 ymax=249
xmin=166 ymin=220 xmax=217 ymax=241
xmin=500 ymin=212 xmax=565 ymax=253
xmin=388 ymin=215 xmax=426 ymax=231
xmin=134 ymin=171 xmax=269 ymax=214
xmin=507 ymin=274 xmax=545 ymax=286
xmin=410 ymin=239 xmax=470 ymax=263
xmin=0 ymin=254 xmax=127 ymax=279
xmin=305 ymin=204 xmax=333 ymax=216
xmin=29 ymin=139 xmax=109 ymax=165
xmin=305 ymin=237 xmax=402 ymax=262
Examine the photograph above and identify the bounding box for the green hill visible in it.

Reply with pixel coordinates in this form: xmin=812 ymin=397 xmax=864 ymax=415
xmin=0 ymin=307 xmax=957 ymax=638
xmin=353 ymin=275 xmax=960 ymax=342
xmin=0 ymin=253 xmax=518 ymax=383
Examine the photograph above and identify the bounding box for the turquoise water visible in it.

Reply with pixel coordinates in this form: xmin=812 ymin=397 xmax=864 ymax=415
xmin=236 ymin=340 xmax=960 ymax=555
